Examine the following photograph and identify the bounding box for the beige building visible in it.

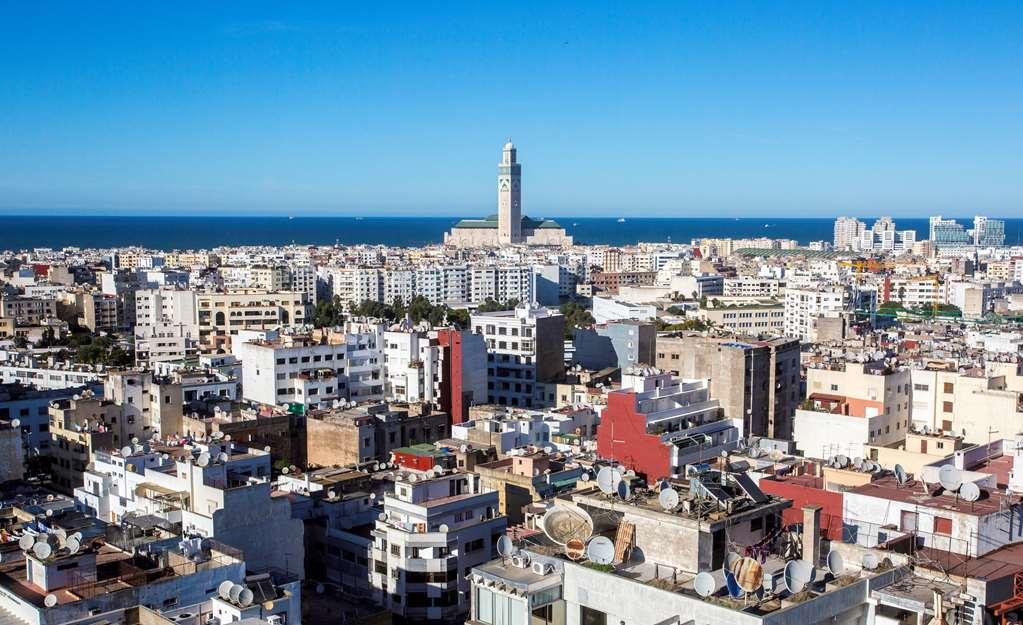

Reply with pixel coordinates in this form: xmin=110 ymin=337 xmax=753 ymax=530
xmin=696 ymin=300 xmax=785 ymax=333
xmin=444 ymin=142 xmax=572 ymax=248
xmin=196 ymin=289 xmax=309 ymax=352
xmin=48 ymin=392 xmax=118 ymax=492
xmin=911 ymin=363 xmax=1023 ymax=445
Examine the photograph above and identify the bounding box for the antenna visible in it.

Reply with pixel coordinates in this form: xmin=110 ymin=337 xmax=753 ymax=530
xmin=658 ymin=488 xmax=680 ymax=511
xmin=585 ymin=536 xmax=615 ymax=565
xmin=732 ymin=557 xmax=764 ymax=594
xmin=938 ymin=465 xmax=962 ymax=492
xmin=960 ymin=481 xmax=981 ymax=502
xmin=694 ymin=571 xmax=716 ymax=597
xmin=496 ymin=535 xmax=515 ymax=558
xmin=826 ymin=550 xmax=845 ymax=576
xmin=239 ymin=588 xmax=254 ymax=607
xmin=861 ymin=553 xmax=879 ymax=570
xmin=894 ymin=464 xmax=908 ymax=486
xmin=784 ymin=560 xmax=812 ymax=594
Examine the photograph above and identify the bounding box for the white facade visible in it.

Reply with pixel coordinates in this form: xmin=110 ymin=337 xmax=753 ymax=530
xmin=784 ymin=284 xmax=849 ymax=342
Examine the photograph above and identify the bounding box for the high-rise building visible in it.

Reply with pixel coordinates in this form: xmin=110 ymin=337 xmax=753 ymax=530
xmin=833 ymin=217 xmax=865 ymax=250
xmin=929 ymin=215 xmax=971 ymax=247
xmin=973 ymin=215 xmax=1006 ymax=247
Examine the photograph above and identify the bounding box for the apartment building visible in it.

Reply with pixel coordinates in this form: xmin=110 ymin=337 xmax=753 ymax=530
xmin=794 ymin=363 xmax=912 ymax=459
xmin=471 ymin=305 xmax=565 ymax=409
xmin=368 ymin=469 xmax=506 ymax=625
xmin=596 ymin=368 xmax=732 ymax=480
xmin=698 ymin=300 xmax=786 ymax=333
xmin=305 ymin=402 xmax=449 ymax=466
xmin=0 ymin=295 xmax=57 ymax=324
xmin=196 ymin=289 xmax=310 ymax=352
xmin=911 ymin=363 xmax=1023 ymax=444
xmin=783 ymin=284 xmax=850 ymax=342
xmin=655 ymin=335 xmax=800 ymax=439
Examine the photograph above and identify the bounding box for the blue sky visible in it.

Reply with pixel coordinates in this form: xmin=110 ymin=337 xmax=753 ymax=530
xmin=1 ymin=2 xmax=1020 ymax=218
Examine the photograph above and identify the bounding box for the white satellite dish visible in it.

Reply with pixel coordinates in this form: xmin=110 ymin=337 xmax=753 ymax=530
xmin=585 ymin=536 xmax=615 ymax=565
xmin=197 ymin=452 xmax=210 ymax=467
xmin=218 ymin=580 xmax=234 ymax=600
xmin=239 ymin=588 xmax=254 ymax=607
xmin=281 ymin=467 xmax=289 ymax=474
xmin=862 ymin=553 xmax=879 ymax=570
xmin=827 ymin=550 xmax=845 ymax=576
xmin=580 ymin=473 xmax=591 ymax=482
xmin=960 ymin=481 xmax=981 ymax=502
xmin=33 ymin=542 xmax=52 ymax=559
xmin=44 ymin=594 xmax=58 ymax=608
xmin=131 ymin=437 xmax=139 ymax=445
xmin=836 ymin=455 xmax=849 ymax=469
xmin=64 ymin=535 xmax=81 ymax=554
xmin=938 ymin=465 xmax=962 ymax=492
xmin=18 ymin=534 xmax=34 ymax=551
xmin=497 ymin=535 xmax=515 ymax=558
xmin=264 ymin=446 xmax=271 ymax=453
xmin=694 ymin=571 xmax=716 ymax=597
xmin=229 ymin=583 xmax=244 ymax=603
xmin=784 ymin=559 xmax=813 ymax=594
xmin=439 ymin=523 xmax=449 ymax=532
xmin=596 ymin=467 xmax=615 ymax=494
xmin=724 ymin=551 xmax=742 ymax=573
xmin=120 ymin=446 xmax=133 ymax=457
xmin=11 ymin=419 xmax=21 ymax=429
xmin=218 ymin=452 xmax=229 ymax=463
xmin=658 ymin=488 xmax=680 ymax=510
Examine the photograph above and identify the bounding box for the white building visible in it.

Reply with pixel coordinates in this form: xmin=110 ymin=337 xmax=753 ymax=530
xmin=783 ymin=284 xmax=849 ymax=342
xmin=368 ymin=469 xmax=507 ymax=623
xmin=383 ymin=327 xmax=441 ymax=403
xmin=591 ymin=296 xmax=656 ymax=324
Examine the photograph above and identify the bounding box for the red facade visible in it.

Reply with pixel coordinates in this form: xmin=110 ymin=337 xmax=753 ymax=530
xmin=596 ymin=390 xmax=672 ymax=480
xmin=392 ymin=450 xmax=437 ymax=472
xmin=759 ymin=475 xmax=844 ymax=540
xmin=436 ymin=329 xmax=467 ymax=425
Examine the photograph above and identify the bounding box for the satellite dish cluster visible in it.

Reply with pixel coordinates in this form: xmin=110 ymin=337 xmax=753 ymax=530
xmin=18 ymin=527 xmax=85 ymax=564
xmin=827 ymin=455 xmax=882 ymax=473
xmin=218 ymin=580 xmax=255 ymax=607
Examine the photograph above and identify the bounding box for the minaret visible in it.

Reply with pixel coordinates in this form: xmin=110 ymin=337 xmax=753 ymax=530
xmin=497 ymin=140 xmax=522 ymax=244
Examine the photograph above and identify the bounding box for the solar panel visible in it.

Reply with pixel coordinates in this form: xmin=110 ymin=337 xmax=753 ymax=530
xmin=732 ymin=472 xmax=768 ymax=504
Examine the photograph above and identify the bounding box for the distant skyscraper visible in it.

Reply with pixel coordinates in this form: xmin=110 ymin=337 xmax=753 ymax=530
xmin=973 ymin=215 xmax=1005 ymax=247
xmin=929 ymin=215 xmax=971 ymax=247
xmin=497 ymin=141 xmax=522 ymax=245
xmin=833 ymin=217 xmax=865 ymax=251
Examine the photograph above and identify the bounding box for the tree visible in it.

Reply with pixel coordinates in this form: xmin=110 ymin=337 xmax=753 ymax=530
xmin=311 ymin=296 xmax=345 ymax=328
xmin=447 ymin=308 xmax=470 ymax=330
xmin=559 ymin=301 xmax=595 ymax=339
xmin=476 ymin=298 xmax=519 ymax=313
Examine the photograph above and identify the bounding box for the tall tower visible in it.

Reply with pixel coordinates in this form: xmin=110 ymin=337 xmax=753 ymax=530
xmin=497 ymin=140 xmax=522 ymax=244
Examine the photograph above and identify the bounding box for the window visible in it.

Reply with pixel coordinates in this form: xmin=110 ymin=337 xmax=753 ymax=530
xmin=580 ymin=606 xmax=607 ymax=625
xmin=943 ymin=401 xmax=953 ymax=413
xmin=900 ymin=511 xmax=918 ymax=533
xmin=934 ymin=516 xmax=952 ymax=535
xmin=943 ymin=382 xmax=954 ymax=394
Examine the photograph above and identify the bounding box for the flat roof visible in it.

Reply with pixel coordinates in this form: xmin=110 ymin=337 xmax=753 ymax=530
xmin=848 ymin=475 xmax=1010 ymax=516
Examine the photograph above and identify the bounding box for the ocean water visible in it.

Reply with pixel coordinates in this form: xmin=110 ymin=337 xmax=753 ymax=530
xmin=2 ymin=215 xmax=1022 ymax=251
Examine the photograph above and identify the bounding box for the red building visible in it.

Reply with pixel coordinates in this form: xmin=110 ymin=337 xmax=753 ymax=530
xmin=596 ymin=371 xmax=734 ymax=481
xmin=435 ymin=328 xmax=486 ymax=425
xmin=391 ymin=444 xmax=454 ymax=472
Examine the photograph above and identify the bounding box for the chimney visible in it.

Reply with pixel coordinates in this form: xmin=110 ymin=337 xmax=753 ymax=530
xmin=802 ymin=504 xmax=822 ymax=567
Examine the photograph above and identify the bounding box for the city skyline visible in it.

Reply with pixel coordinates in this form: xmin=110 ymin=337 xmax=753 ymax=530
xmin=2 ymin=2 xmax=1021 ymax=218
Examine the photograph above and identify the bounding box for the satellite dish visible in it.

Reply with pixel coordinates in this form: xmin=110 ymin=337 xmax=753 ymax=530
xmin=197 ymin=452 xmax=210 ymax=467
xmin=732 ymin=557 xmax=764 ymax=592
xmin=769 ymin=449 xmax=785 ymax=461
xmin=65 ymin=536 xmax=81 ymax=554
xmin=694 ymin=571 xmax=716 ymax=597
xmin=862 ymin=553 xmax=879 ymax=570
xmin=218 ymin=580 xmax=234 ymax=600
xmin=616 ymin=479 xmax=631 ymax=499
xmin=120 ymin=446 xmax=133 ymax=457
xmin=264 ymin=446 xmax=271 ymax=453
xmin=33 ymin=542 xmax=52 ymax=559
xmin=281 ymin=467 xmax=289 ymax=474
xmin=894 ymin=464 xmax=908 ymax=485
xmin=45 ymin=509 xmax=53 ymax=517
xmin=239 ymin=588 xmax=254 ymax=607
xmin=542 ymin=506 xmax=594 ymax=545
xmin=18 ymin=534 xmax=34 ymax=551
xmin=725 ymin=570 xmax=743 ymax=598
xmin=315 ymin=584 xmax=325 ymax=595
xmin=585 ymin=536 xmax=615 ymax=565
xmin=938 ymin=465 xmax=962 ymax=492
xmin=11 ymin=419 xmax=21 ymax=428
xmin=497 ymin=535 xmax=515 ymax=558
xmin=723 ymin=551 xmax=742 ymax=573
xmin=229 ymin=583 xmax=244 ymax=603
xmin=218 ymin=452 xmax=229 ymax=463
xmin=44 ymin=594 xmax=58 ymax=608
xmin=131 ymin=437 xmax=139 ymax=445
xmin=565 ymin=538 xmax=585 ymax=560
xmin=580 ymin=473 xmax=591 ymax=482
xmin=438 ymin=523 xmax=449 ymax=532
xmin=852 ymin=457 xmax=862 ymax=467
xmin=658 ymin=488 xmax=680 ymax=511
xmin=827 ymin=550 xmax=845 ymax=576
xmin=596 ymin=467 xmax=615 ymax=494
xmin=836 ymin=455 xmax=849 ymax=469
xmin=784 ymin=560 xmax=812 ymax=594
xmin=960 ymin=481 xmax=981 ymax=502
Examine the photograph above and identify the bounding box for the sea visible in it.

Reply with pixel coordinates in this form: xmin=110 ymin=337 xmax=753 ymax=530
xmin=2 ymin=215 xmax=1022 ymax=251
